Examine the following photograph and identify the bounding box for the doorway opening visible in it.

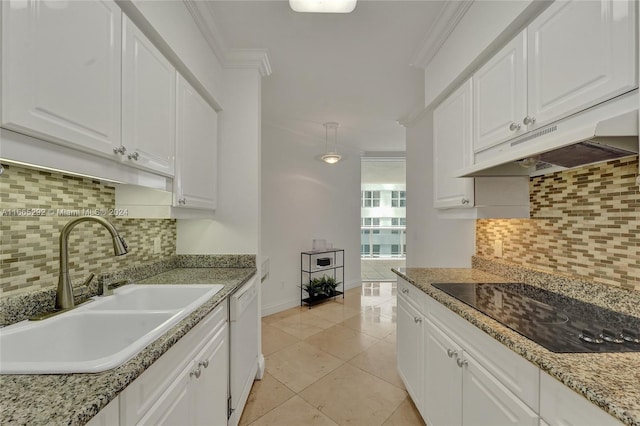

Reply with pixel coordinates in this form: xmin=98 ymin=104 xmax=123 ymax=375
xmin=361 ymin=156 xmax=406 ymax=281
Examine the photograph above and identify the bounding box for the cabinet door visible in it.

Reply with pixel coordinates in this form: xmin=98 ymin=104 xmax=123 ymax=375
xmin=539 ymin=372 xmax=622 ymax=426
xmin=175 ymin=74 xmax=218 ymax=210
xmin=1 ymin=0 xmax=121 ymax=155
xmin=462 ymin=353 xmax=538 ymax=426
xmin=424 ymin=319 xmax=462 ymax=426
xmin=433 ymin=79 xmax=475 ymax=209
xmin=193 ymin=325 xmax=228 ymax=426
xmin=138 ymin=363 xmax=194 ymax=426
xmin=473 ymin=30 xmax=527 ymax=152
xmin=397 ymin=294 xmax=424 ymax=409
xmin=527 ymin=0 xmax=637 ymax=129
xmin=122 ymin=16 xmax=176 ymax=176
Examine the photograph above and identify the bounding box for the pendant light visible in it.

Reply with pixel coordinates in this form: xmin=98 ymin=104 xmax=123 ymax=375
xmin=321 ymin=122 xmax=342 ymax=164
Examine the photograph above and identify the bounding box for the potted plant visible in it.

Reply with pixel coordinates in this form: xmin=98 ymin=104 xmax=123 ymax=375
xmin=320 ymin=275 xmax=341 ymax=297
xmin=301 ymin=277 xmax=324 ymax=300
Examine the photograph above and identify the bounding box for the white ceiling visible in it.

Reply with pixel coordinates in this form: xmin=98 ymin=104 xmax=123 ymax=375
xmin=207 ymin=0 xmax=446 ymax=154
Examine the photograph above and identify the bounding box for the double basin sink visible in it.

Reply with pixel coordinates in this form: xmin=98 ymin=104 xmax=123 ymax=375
xmin=0 ymin=284 xmax=224 ymax=374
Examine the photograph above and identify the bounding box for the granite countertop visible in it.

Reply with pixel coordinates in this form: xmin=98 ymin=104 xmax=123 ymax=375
xmin=393 ymin=265 xmax=640 ymax=426
xmin=0 ymin=266 xmax=257 ymax=426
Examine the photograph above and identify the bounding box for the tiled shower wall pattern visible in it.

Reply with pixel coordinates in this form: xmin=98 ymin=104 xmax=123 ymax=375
xmin=0 ymin=163 xmax=176 ymax=297
xmin=476 ymin=156 xmax=640 ymax=292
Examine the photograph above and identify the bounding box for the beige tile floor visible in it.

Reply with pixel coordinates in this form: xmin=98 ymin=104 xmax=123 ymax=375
xmin=361 ymin=259 xmax=406 ymax=281
xmin=240 ymin=282 xmax=425 ymax=426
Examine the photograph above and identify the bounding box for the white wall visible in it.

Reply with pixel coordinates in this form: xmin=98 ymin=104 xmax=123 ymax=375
xmin=424 ymin=0 xmax=546 ymax=108
xmin=177 ymin=68 xmax=262 ymax=254
xmin=261 ymin=124 xmax=361 ymax=316
xmin=405 ymin=111 xmax=475 ymax=267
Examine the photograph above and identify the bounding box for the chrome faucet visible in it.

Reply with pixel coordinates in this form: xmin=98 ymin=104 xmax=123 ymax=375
xmin=56 ymin=216 xmax=128 ymax=310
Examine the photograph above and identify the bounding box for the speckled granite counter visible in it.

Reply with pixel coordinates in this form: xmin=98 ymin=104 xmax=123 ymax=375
xmin=393 ymin=263 xmax=640 ymax=426
xmin=0 ymin=265 xmax=256 ymax=426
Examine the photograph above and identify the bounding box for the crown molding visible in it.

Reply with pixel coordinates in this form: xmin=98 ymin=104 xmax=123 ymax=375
xmin=410 ymin=0 xmax=474 ymax=69
xmin=397 ymin=103 xmax=431 ymax=128
xmin=183 ymin=0 xmax=272 ymax=77
xmin=226 ymin=49 xmax=273 ymax=77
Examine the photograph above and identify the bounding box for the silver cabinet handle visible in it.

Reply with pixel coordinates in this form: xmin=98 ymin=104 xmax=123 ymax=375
xmin=413 ymin=316 xmax=422 ymax=323
xmin=509 ymin=122 xmax=521 ymax=131
xmin=461 ymin=198 xmax=470 ymax=205
xmin=113 ymin=146 xmax=127 ymax=155
xmin=190 ymin=368 xmax=202 ymax=378
xmin=447 ymin=349 xmax=458 ymax=358
xmin=456 ymin=358 xmax=468 ymax=368
xmin=199 ymin=360 xmax=209 ymax=369
xmin=127 ymin=152 xmax=139 ymax=161
xmin=523 ymin=116 xmax=536 ymax=126
xmin=401 ymin=288 xmax=409 ymax=294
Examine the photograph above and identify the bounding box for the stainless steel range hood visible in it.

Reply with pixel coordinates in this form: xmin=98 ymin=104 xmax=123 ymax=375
xmin=456 ymin=90 xmax=639 ymax=177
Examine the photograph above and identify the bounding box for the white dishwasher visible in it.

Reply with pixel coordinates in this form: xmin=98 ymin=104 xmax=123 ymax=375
xmin=228 ymin=275 xmax=259 ymax=426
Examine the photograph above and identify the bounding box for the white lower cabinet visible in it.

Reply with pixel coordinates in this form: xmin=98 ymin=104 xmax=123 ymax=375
xmin=539 ymin=371 xmax=622 ymax=426
xmin=397 ymin=291 xmax=424 ymax=408
xmin=399 ymin=277 xmax=538 ymax=426
xmin=120 ymin=303 xmax=228 ymax=425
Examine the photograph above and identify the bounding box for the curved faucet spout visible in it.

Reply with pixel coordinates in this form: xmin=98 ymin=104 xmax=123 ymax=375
xmin=56 ymin=216 xmax=128 ymax=310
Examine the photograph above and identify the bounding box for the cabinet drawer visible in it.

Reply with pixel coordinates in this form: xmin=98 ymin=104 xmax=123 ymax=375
xmin=427 ymin=295 xmax=539 ymax=411
xmin=397 ymin=278 xmax=427 ymax=312
xmin=120 ymin=303 xmax=227 ymax=424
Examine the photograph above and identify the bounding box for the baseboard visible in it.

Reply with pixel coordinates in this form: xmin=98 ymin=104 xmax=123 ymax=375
xmin=261 ymin=279 xmax=363 ymax=317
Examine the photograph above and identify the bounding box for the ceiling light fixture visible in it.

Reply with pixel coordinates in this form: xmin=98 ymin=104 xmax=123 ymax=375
xmin=321 ymin=122 xmax=342 ymax=164
xmin=289 ymin=0 xmax=357 ymax=13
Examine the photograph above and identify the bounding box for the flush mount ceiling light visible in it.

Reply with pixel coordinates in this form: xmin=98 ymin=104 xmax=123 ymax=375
xmin=289 ymin=0 xmax=357 ymax=13
xmin=321 ymin=122 xmax=342 ymax=164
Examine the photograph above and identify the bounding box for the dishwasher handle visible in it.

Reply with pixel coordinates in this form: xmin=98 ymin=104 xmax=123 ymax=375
xmin=230 ymin=276 xmax=258 ymax=320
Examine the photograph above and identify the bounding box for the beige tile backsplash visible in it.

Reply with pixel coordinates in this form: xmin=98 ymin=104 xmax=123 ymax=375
xmin=0 ymin=163 xmax=176 ymax=297
xmin=476 ymin=156 xmax=640 ymax=291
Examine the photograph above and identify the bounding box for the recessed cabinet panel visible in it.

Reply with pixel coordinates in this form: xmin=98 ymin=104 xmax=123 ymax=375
xmin=175 ymin=74 xmax=218 ymax=210
xmin=397 ymin=293 xmax=424 ymax=408
xmin=462 ymin=354 xmax=538 ymax=426
xmin=122 ymin=16 xmax=176 ymax=176
xmin=424 ymin=319 xmax=463 ymax=426
xmin=1 ymin=0 xmax=121 ymax=155
xmin=434 ymin=79 xmax=475 ymax=209
xmin=527 ymin=0 xmax=637 ymax=128
xmin=473 ymin=30 xmax=527 ymax=152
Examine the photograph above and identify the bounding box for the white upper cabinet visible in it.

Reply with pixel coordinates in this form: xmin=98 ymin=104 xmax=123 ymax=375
xmin=527 ymin=0 xmax=637 ymax=128
xmin=122 ymin=16 xmax=176 ymax=176
xmin=473 ymin=30 xmax=527 ymax=152
xmin=434 ymin=79 xmax=475 ymax=209
xmin=1 ymin=0 xmax=122 ymax=156
xmin=175 ymin=74 xmax=217 ymax=210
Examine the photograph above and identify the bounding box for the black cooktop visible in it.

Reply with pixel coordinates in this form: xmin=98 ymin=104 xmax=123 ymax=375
xmin=432 ymin=283 xmax=640 ymax=353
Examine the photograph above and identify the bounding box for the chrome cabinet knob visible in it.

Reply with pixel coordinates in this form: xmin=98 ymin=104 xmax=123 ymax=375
xmin=413 ymin=316 xmax=422 ymax=323
xmin=190 ymin=368 xmax=202 ymax=379
xmin=199 ymin=360 xmax=209 ymax=369
xmin=523 ymin=116 xmax=536 ymax=126
xmin=127 ymin=152 xmax=139 ymax=161
xmin=113 ymin=146 xmax=127 ymax=155
xmin=456 ymin=358 xmax=468 ymax=368
xmin=178 ymin=198 xmax=187 ymax=205
xmin=509 ymin=122 xmax=521 ymax=131
xmin=461 ymin=198 xmax=470 ymax=205
xmin=447 ymin=349 xmax=458 ymax=358
xmin=401 ymin=288 xmax=409 ymax=294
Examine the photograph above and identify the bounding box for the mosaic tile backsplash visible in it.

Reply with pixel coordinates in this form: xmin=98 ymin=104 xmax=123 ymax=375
xmin=476 ymin=156 xmax=640 ymax=292
xmin=0 ymin=163 xmax=176 ymax=297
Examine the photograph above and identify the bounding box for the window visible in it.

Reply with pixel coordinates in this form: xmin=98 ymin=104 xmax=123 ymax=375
xmin=361 ymin=244 xmax=370 ymax=255
xmin=372 ymin=245 xmax=380 ymax=256
xmin=391 ymin=217 xmax=406 ymax=226
xmin=362 ymin=191 xmax=380 ymax=207
xmin=391 ymin=244 xmax=400 ymax=255
xmin=391 ymin=191 xmax=406 ymax=207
